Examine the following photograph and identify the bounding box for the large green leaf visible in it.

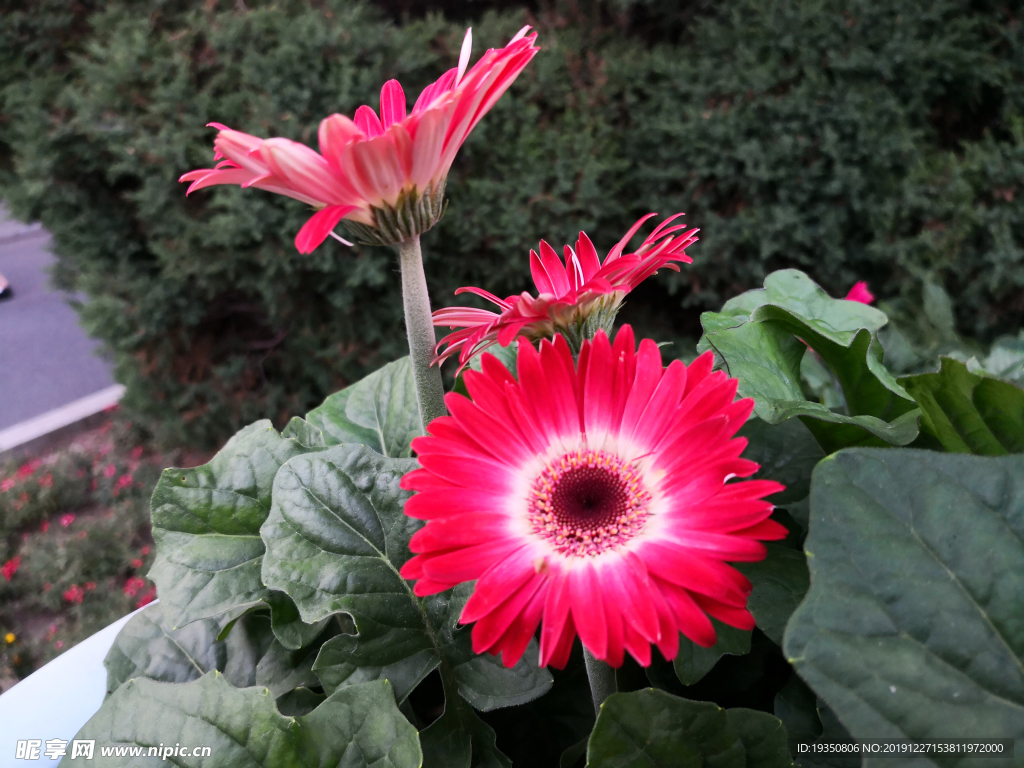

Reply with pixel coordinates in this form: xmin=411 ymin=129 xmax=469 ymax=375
xmin=899 ymin=356 xmax=1024 ymax=455
xmin=262 ymin=445 xmax=550 ymax=718
xmin=586 ymin=689 xmax=791 ymax=767
xmin=736 ymin=544 xmax=809 ymax=647
xmin=104 ymin=605 xmax=335 ymax=700
xmin=148 ymin=421 xmax=308 ymax=629
xmin=66 ymin=674 xmax=420 ymax=767
xmin=699 ymin=270 xmax=919 ymax=452
xmin=785 ymin=449 xmax=1024 ymax=751
xmin=301 ymin=356 xmax=421 ymax=458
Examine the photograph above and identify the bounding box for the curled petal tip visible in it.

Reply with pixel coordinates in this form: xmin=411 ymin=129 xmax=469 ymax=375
xmin=510 ymin=25 xmax=531 ymax=43
xmin=456 ymin=28 xmax=473 ymax=86
xmin=206 ymin=122 xmax=230 ymax=131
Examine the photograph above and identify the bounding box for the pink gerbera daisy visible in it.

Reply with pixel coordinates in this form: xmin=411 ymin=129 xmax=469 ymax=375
xmin=400 ymin=327 xmax=786 ymax=669
xmin=432 ymin=214 xmax=698 ymax=367
xmin=180 ymin=27 xmax=539 ymax=252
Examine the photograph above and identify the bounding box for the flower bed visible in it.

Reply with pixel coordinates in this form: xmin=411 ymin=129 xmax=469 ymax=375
xmin=0 ymin=417 xmax=199 ymax=690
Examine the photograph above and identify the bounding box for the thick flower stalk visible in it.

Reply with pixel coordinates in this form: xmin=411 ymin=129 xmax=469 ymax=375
xmin=180 ymin=26 xmax=539 ymax=251
xmin=432 ymin=214 xmax=698 ymax=366
xmin=400 ymin=326 xmax=786 ymax=671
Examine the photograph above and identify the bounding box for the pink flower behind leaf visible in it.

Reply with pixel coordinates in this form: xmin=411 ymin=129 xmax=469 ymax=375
xmin=845 ymin=281 xmax=874 ymax=304
xmin=2 ymin=556 xmax=20 ymax=581
xmin=181 ymin=27 xmax=540 ymax=251
xmin=1 ymin=478 xmax=15 ymax=492
xmin=136 ymin=586 xmax=157 ymax=609
xmin=103 ymin=464 xmax=117 ymax=478
xmin=60 ymin=513 xmax=75 ymax=528
xmin=434 ymin=214 xmax=698 ymax=367
xmin=401 ymin=327 xmax=787 ymax=669
xmin=63 ymin=584 xmax=85 ymax=604
xmin=123 ymin=577 xmax=146 ymax=598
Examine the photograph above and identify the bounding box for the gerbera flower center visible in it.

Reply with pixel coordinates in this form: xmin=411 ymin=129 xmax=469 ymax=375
xmin=528 ymin=449 xmax=651 ymax=557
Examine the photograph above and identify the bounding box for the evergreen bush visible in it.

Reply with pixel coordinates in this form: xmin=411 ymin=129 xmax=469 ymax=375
xmin=1 ymin=0 xmax=1021 ymax=447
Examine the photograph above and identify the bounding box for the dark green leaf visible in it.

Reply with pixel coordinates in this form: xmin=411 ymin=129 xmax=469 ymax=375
xmin=586 ymin=688 xmax=790 ymax=768
xmin=899 ymin=356 xmax=1024 ymax=454
xmin=674 ymin=621 xmax=752 ymax=686
xmin=275 ymin=687 xmax=327 ymax=717
xmin=261 ymin=444 xmax=422 ymax=629
xmin=265 ymin=446 xmax=551 ymax=711
xmin=420 ymin=703 xmax=512 ymax=768
xmin=785 ymin=449 xmax=1024 ymax=746
xmin=736 ymin=544 xmax=810 ymax=646
xmin=726 ymin=708 xmax=792 ymax=768
xmin=441 ymin=583 xmax=553 ymax=711
xmin=304 ymin=356 xmax=421 ymax=458
xmin=740 ymin=417 xmax=825 ymax=506
xmin=104 ymin=606 xmax=334 ymax=700
xmin=314 ymin=615 xmax=439 ymax=704
xmin=699 ymin=270 xmax=920 ymax=452
xmin=148 ymin=421 xmax=308 ymax=628
xmin=281 ymin=417 xmax=328 ymax=450
xmin=774 ymin=676 xmax=858 ymax=768
xmin=265 ymin=591 xmax=337 ymax=650
xmin=67 ymin=674 xmax=421 ymax=767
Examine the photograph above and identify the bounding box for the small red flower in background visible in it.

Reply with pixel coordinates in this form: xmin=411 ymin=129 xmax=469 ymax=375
xmin=103 ymin=464 xmax=116 ymax=478
xmin=2 ymin=556 xmax=21 ymax=581
xmin=16 ymin=459 xmax=40 ymax=479
xmin=401 ymin=327 xmax=786 ymax=669
xmin=113 ymin=474 xmax=134 ymax=496
xmin=60 ymin=513 xmax=75 ymax=528
xmin=1 ymin=478 xmax=15 ymax=492
xmin=433 ymin=214 xmax=698 ymax=367
xmin=63 ymin=584 xmax=85 ymax=604
xmin=12 ymin=492 xmax=28 ymax=511
xmin=181 ymin=27 xmax=540 ymax=252
xmin=123 ymin=577 xmax=147 ymax=598
xmin=55 ymin=640 xmax=64 ymax=649
xmin=131 ymin=559 xmax=143 ymax=569
xmin=141 ymin=546 xmax=150 ymax=556
xmin=43 ymin=583 xmax=51 ymax=592
xmin=40 ymin=521 xmax=49 ymax=533
xmin=131 ymin=446 xmax=144 ymax=460
xmin=84 ymin=582 xmax=97 ymax=591
xmin=136 ymin=586 xmax=157 ymax=609
xmin=38 ymin=473 xmax=53 ymax=488
xmin=845 ymin=281 xmax=874 ymax=304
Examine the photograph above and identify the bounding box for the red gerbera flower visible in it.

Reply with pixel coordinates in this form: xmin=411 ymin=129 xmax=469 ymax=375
xmin=432 ymin=214 xmax=698 ymax=367
xmin=180 ymin=27 xmax=539 ymax=251
xmin=400 ymin=327 xmax=786 ymax=669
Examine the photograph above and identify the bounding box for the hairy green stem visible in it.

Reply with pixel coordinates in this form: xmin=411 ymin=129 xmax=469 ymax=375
xmin=397 ymin=235 xmax=448 ymax=430
xmin=583 ymin=648 xmax=617 ymax=717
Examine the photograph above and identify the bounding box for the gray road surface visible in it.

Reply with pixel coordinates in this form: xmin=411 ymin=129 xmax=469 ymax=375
xmin=0 ymin=210 xmax=115 ymax=430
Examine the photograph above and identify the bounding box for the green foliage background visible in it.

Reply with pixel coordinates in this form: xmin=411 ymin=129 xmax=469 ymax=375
xmin=2 ymin=0 xmax=1022 ymax=447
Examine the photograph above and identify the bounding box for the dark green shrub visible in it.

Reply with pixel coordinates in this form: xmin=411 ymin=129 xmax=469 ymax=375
xmin=2 ymin=0 xmax=1022 ymax=447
